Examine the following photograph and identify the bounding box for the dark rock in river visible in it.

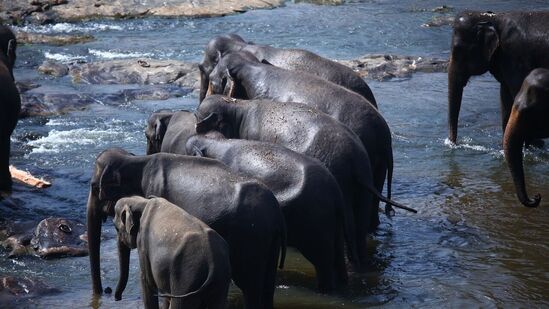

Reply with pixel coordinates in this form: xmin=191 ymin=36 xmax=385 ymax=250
xmin=0 ymin=276 xmax=60 ymax=305
xmin=338 ymin=54 xmax=448 ymax=81
xmin=16 ymin=31 xmax=95 ymax=45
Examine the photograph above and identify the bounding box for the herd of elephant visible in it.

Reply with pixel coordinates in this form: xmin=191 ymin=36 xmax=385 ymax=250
xmin=0 ymin=9 xmax=548 ymax=309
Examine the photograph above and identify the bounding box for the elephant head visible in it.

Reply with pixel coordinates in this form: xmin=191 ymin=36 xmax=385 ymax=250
xmin=448 ymin=11 xmax=500 ymax=143
xmin=87 ymin=148 xmax=143 ymax=295
xmin=199 ymin=34 xmax=246 ymax=103
xmin=206 ymin=51 xmax=262 ymax=99
xmin=194 ymin=95 xmax=239 ymax=138
xmin=145 ymin=111 xmax=174 ymax=154
xmin=0 ymin=25 xmax=17 ymax=80
xmin=503 ymin=68 xmax=549 ymax=207
xmin=112 ymin=196 xmax=149 ymax=300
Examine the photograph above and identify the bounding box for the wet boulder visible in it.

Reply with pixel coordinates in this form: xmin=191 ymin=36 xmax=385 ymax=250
xmin=0 ymin=276 xmax=60 ymax=306
xmin=0 ymin=217 xmax=88 ymax=258
xmin=338 ymin=54 xmax=448 ymax=81
xmin=16 ymin=31 xmax=94 ymax=46
xmin=38 ymin=60 xmax=69 ymax=77
xmin=69 ymin=59 xmax=200 ymax=89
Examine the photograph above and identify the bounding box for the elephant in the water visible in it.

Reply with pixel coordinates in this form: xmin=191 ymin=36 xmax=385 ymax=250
xmin=145 ymin=110 xmax=196 ymax=155
xmin=503 ymin=68 xmax=549 ymax=208
xmin=113 ymin=196 xmax=231 ymax=309
xmin=87 ymin=148 xmax=285 ymax=309
xmin=448 ymin=11 xmax=549 ymax=146
xmin=186 ymin=132 xmax=356 ymax=291
xmin=199 ymin=34 xmax=377 ymax=106
xmin=206 ymin=51 xmax=394 ymax=218
xmin=0 ymin=217 xmax=88 ymax=258
xmin=0 ymin=25 xmax=21 ymax=192
xmin=195 ymin=95 xmax=414 ymax=263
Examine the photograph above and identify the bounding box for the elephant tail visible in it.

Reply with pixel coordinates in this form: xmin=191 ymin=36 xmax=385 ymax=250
xmin=278 ymin=208 xmax=287 ymax=269
xmin=363 ymin=179 xmax=417 ymax=214
xmin=384 ymin=147 xmax=394 ymax=216
xmin=155 ymin=272 xmax=214 ymax=300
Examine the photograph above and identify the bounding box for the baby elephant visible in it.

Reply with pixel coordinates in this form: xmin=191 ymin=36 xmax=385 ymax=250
xmin=503 ymin=68 xmax=549 ymax=207
xmin=113 ymin=196 xmax=231 ymax=309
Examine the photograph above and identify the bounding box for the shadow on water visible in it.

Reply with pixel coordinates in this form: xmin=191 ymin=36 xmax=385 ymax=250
xmin=2 ymin=0 xmax=549 ymax=308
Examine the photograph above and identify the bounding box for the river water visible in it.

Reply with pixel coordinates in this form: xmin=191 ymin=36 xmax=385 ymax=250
xmin=2 ymin=1 xmax=549 ymax=308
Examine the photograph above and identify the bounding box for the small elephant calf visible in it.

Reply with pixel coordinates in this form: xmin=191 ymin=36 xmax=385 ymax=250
xmin=113 ymin=196 xmax=231 ymax=309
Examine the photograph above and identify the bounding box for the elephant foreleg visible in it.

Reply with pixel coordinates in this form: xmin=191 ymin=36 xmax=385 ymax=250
xmin=503 ymin=106 xmax=541 ymax=207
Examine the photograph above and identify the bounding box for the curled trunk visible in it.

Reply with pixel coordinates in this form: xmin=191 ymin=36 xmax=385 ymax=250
xmin=87 ymin=191 xmax=104 ymax=294
xmin=115 ymin=237 xmax=131 ymax=301
xmin=503 ymin=111 xmax=542 ymax=207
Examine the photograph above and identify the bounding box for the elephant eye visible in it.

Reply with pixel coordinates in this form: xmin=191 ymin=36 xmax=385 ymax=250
xmin=58 ymin=224 xmax=72 ymax=233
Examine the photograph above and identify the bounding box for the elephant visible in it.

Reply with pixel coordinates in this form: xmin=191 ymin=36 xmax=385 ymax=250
xmin=448 ymin=11 xmax=549 ymax=145
xmin=186 ymin=132 xmax=356 ymax=291
xmin=206 ymin=51 xmax=394 ymax=217
xmin=199 ymin=34 xmax=377 ymax=106
xmin=145 ymin=110 xmax=196 ymax=155
xmin=0 ymin=217 xmax=88 ymax=258
xmin=194 ymin=95 xmax=414 ymax=263
xmin=87 ymin=148 xmax=286 ymax=309
xmin=0 ymin=25 xmax=20 ymax=192
xmin=503 ymin=68 xmax=549 ymax=208
xmin=113 ymin=196 xmax=231 ymax=309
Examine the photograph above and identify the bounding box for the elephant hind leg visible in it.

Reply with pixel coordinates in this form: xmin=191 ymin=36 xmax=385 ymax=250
xmin=503 ymin=106 xmax=541 ymax=207
xmin=0 ymin=137 xmax=13 ymax=191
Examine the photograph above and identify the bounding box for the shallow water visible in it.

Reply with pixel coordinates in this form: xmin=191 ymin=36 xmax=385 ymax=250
xmin=2 ymin=1 xmax=549 ymax=308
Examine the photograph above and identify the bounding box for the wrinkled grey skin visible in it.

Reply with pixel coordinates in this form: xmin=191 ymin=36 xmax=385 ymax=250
xmin=113 ymin=196 xmax=231 ymax=309
xmin=0 ymin=25 xmax=21 ymax=192
xmin=0 ymin=218 xmax=87 ymax=258
xmin=186 ymin=133 xmax=355 ymax=291
xmin=199 ymin=34 xmax=377 ymax=106
xmin=87 ymin=148 xmax=285 ymax=309
xmin=195 ymin=96 xmax=409 ymax=263
xmin=145 ymin=110 xmax=196 ymax=155
xmin=0 ymin=276 xmax=60 ymax=305
xmin=503 ymin=68 xmax=549 ymax=208
xmin=448 ymin=11 xmax=549 ymax=145
xmin=207 ymin=51 xmax=394 ymax=217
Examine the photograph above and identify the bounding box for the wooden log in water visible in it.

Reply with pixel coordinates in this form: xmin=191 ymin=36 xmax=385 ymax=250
xmin=9 ymin=166 xmax=51 ymax=188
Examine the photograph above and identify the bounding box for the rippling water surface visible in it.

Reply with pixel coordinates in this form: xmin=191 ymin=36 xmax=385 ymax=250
xmin=2 ymin=1 xmax=549 ymax=308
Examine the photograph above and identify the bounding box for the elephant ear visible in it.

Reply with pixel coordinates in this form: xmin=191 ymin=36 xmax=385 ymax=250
xmin=476 ymin=22 xmax=499 ymax=63
xmin=122 ymin=204 xmax=135 ymax=236
xmin=154 ymin=118 xmax=166 ymax=141
xmin=98 ymin=164 xmax=121 ymax=201
xmin=195 ymin=113 xmax=219 ymax=134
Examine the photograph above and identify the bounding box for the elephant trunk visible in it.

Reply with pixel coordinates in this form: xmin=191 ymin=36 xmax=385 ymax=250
xmin=448 ymin=59 xmax=468 ymax=144
xmin=115 ymin=237 xmax=131 ymax=301
xmin=199 ymin=66 xmax=209 ymax=103
xmin=87 ymin=191 xmax=104 ymax=295
xmin=503 ymin=110 xmax=542 ymax=207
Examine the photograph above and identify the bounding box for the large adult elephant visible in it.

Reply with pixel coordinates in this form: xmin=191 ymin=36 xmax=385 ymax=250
xmin=194 ymin=95 xmax=414 ymax=262
xmin=145 ymin=110 xmax=196 ymax=155
xmin=206 ymin=51 xmax=394 ymax=218
xmin=186 ymin=133 xmax=356 ymax=291
xmin=0 ymin=25 xmax=20 ymax=191
xmin=448 ymin=10 xmax=549 ymax=145
xmin=87 ymin=148 xmax=286 ymax=309
xmin=199 ymin=34 xmax=377 ymax=106
xmin=503 ymin=68 xmax=549 ymax=208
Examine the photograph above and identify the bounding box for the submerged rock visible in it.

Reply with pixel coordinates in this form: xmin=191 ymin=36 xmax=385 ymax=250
xmin=38 ymin=60 xmax=69 ymax=77
xmin=0 ymin=217 xmax=88 ymax=258
xmin=16 ymin=31 xmax=94 ymax=45
xmin=0 ymin=276 xmax=60 ymax=305
xmin=338 ymin=54 xmax=448 ymax=81
xmin=422 ymin=15 xmax=455 ymax=28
